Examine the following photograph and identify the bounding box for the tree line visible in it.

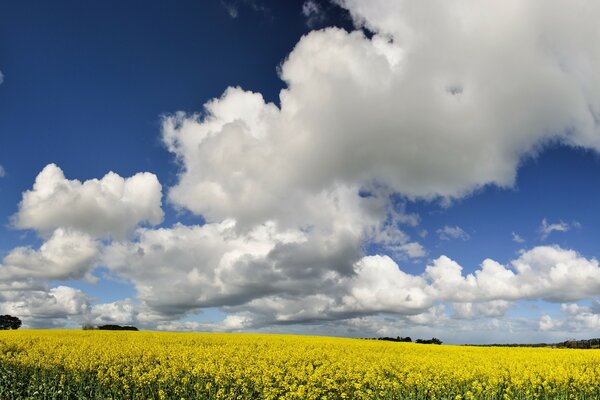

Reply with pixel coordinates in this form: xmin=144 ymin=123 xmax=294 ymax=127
xmin=366 ymin=336 xmax=443 ymax=345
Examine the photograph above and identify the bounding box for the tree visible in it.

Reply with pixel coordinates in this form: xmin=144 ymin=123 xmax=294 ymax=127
xmin=97 ymin=324 xmax=138 ymax=331
xmin=0 ymin=315 xmax=22 ymax=330
xmin=416 ymin=337 xmax=443 ymax=345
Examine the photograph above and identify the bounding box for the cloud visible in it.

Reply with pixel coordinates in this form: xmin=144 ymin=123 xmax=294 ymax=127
xmin=6 ymin=238 xmax=595 ymax=334
xmin=0 ymin=165 xmax=5 ymax=178
xmin=539 ymin=218 xmax=573 ymax=240
xmin=302 ymin=0 xmax=326 ymax=28
xmin=7 ymin=0 xmax=600 ymax=338
xmin=102 ymin=217 xmax=363 ymax=321
xmin=302 ymin=0 xmax=321 ymax=16
xmin=101 ymin=223 xmax=600 ymax=328
xmin=12 ymin=164 xmax=163 ymax=239
xmin=539 ymin=302 xmax=600 ymax=332
xmin=0 ymin=228 xmax=100 ymax=285
xmin=221 ymin=0 xmax=270 ymax=19
xmin=156 ymin=0 xmax=600 ymax=334
xmin=512 ymin=232 xmax=525 ymax=243
xmin=0 ymin=71 xmax=3 ymax=85
xmin=451 ymin=300 xmax=512 ymax=320
xmin=163 ymin=0 xmax=600 ymax=251
xmin=437 ymin=225 xmax=470 ymax=241
xmin=0 ymin=285 xmax=91 ymax=328
xmin=90 ymin=299 xmax=137 ymax=325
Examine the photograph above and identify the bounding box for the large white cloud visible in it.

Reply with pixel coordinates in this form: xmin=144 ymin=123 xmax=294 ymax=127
xmin=164 ymin=1 xmax=600 ymax=226
xmin=13 ymin=164 xmax=163 ymax=239
xmin=103 ymin=218 xmax=361 ymax=320
xmin=102 ymin=216 xmax=600 ymax=327
xmin=0 ymin=228 xmax=100 ymax=286
xmin=425 ymin=246 xmax=600 ymax=303
xmin=0 ymin=286 xmax=91 ymax=328
xmin=90 ymin=299 xmax=137 ymax=325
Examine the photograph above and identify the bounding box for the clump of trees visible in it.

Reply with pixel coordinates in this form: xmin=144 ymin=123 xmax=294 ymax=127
xmin=97 ymin=324 xmax=139 ymax=331
xmin=368 ymin=336 xmax=443 ymax=345
xmin=82 ymin=324 xmax=139 ymax=331
xmin=416 ymin=338 xmax=443 ymax=345
xmin=0 ymin=315 xmax=22 ymax=330
xmin=378 ymin=336 xmax=413 ymax=343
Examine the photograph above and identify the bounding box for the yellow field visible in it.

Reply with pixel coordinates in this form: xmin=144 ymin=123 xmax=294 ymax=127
xmin=0 ymin=330 xmax=599 ymax=399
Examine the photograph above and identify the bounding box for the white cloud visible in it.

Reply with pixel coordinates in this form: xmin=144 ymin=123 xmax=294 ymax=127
xmin=512 ymin=232 xmax=525 ymax=243
xmin=159 ymin=2 xmax=600 ymax=334
xmin=0 ymin=165 xmax=5 ymax=178
xmin=101 ymin=226 xmax=600 ymax=329
xmin=396 ymin=242 xmax=426 ymax=259
xmin=437 ymin=225 xmax=470 ymax=241
xmin=12 ymin=164 xmax=163 ymax=239
xmin=155 ymin=0 xmax=600 ymax=332
xmin=0 ymin=228 xmax=99 ymax=285
xmin=0 ymin=71 xmax=4 ymax=85
xmin=90 ymin=299 xmax=136 ymax=325
xmin=540 ymin=218 xmax=572 ymax=240
xmin=0 ymin=285 xmax=91 ymax=328
xmin=165 ymin=1 xmax=600 ymax=226
xmin=427 ymin=246 xmax=600 ymax=303
xmin=451 ymin=300 xmax=513 ymax=320
xmin=103 ymin=220 xmax=316 ymax=319
xmin=539 ymin=302 xmax=600 ymax=333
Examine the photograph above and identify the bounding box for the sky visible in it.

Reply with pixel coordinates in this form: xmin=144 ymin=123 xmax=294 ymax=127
xmin=1 ymin=0 xmax=600 ymax=344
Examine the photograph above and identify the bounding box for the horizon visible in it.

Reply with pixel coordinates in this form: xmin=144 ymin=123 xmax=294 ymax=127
xmin=2 ymin=0 xmax=600 ymax=345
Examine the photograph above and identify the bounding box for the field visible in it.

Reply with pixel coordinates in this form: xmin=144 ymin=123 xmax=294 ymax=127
xmin=1 ymin=331 xmax=600 ymax=399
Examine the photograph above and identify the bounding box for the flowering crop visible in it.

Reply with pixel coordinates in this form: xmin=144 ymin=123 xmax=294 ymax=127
xmin=1 ymin=330 xmax=600 ymax=399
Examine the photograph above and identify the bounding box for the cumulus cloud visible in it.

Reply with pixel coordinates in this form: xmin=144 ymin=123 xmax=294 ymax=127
xmin=103 ymin=218 xmax=362 ymax=321
xmin=451 ymin=300 xmax=513 ymax=320
xmin=158 ymin=0 xmax=600 ymax=335
xmin=12 ymin=164 xmax=163 ymax=239
xmin=102 ymin=224 xmax=600 ymax=329
xmin=167 ymin=0 xmax=600 ymax=223
xmin=539 ymin=302 xmax=600 ymax=332
xmin=0 ymin=228 xmax=100 ymax=285
xmin=537 ymin=300 xmax=600 ymax=333
xmin=90 ymin=299 xmax=137 ymax=325
xmin=437 ymin=225 xmax=470 ymax=241
xmin=0 ymin=286 xmax=91 ymax=328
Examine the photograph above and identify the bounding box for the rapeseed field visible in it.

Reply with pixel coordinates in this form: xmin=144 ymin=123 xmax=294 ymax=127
xmin=0 ymin=330 xmax=599 ymax=399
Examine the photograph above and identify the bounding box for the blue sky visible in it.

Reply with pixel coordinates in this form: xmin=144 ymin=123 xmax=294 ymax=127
xmin=1 ymin=0 xmax=600 ymax=343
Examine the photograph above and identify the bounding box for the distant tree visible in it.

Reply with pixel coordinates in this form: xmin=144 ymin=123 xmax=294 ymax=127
xmin=97 ymin=324 xmax=138 ymax=331
xmin=82 ymin=323 xmax=97 ymax=330
xmin=416 ymin=338 xmax=443 ymax=345
xmin=0 ymin=315 xmax=22 ymax=330
xmin=376 ymin=336 xmax=413 ymax=343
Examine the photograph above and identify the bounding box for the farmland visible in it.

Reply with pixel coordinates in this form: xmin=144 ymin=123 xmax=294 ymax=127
xmin=1 ymin=330 xmax=600 ymax=399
